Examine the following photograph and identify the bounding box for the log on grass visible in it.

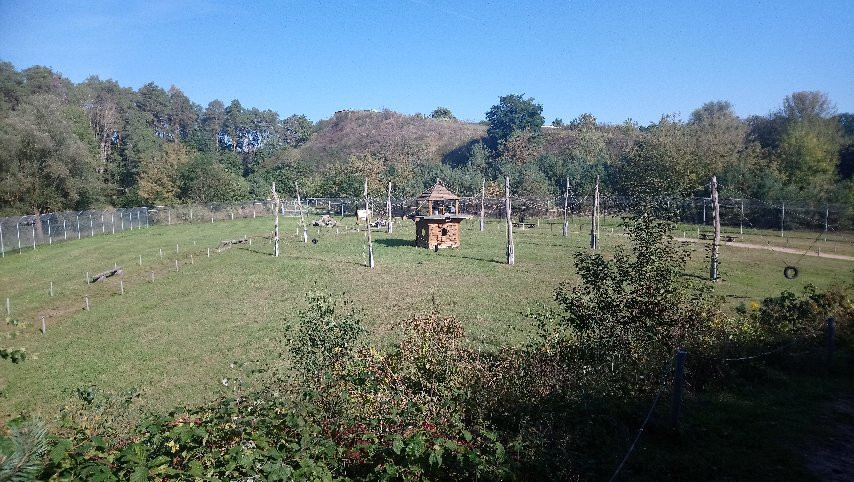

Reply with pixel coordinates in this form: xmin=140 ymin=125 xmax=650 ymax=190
xmin=90 ymin=267 xmax=122 ymax=283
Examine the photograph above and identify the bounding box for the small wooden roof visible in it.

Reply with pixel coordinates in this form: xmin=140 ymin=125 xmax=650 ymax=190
xmin=417 ymin=179 xmax=459 ymax=201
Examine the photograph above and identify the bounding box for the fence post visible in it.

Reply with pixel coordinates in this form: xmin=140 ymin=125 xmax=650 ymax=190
xmin=671 ymin=349 xmax=687 ymax=430
xmin=63 ymin=219 xmax=67 ymax=240
xmin=0 ymin=224 xmax=4 ymax=257
xmin=5 ymin=297 xmax=9 ymax=316
xmin=780 ymin=202 xmax=785 ymax=237
xmin=41 ymin=316 xmax=46 ymax=334
xmin=826 ymin=318 xmax=835 ymax=371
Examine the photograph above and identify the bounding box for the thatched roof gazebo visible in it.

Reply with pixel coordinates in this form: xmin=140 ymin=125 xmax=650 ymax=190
xmin=410 ymin=180 xmax=469 ymax=249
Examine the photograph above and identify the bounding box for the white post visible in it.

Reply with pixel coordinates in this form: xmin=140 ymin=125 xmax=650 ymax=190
xmin=740 ymin=199 xmax=744 ymax=235
xmin=295 ymin=182 xmax=308 ymax=243
xmin=32 ymin=223 xmax=36 ymax=249
xmin=505 ymin=176 xmax=515 ymax=265
xmin=63 ymin=219 xmax=67 ymax=240
xmin=84 ymin=296 xmax=89 ymax=311
xmin=478 ymin=178 xmax=486 ymax=232
xmin=824 ymin=205 xmax=829 ymax=242
xmin=386 ymin=181 xmax=393 ymax=234
xmin=590 ymin=175 xmax=599 ymax=249
xmin=175 ymin=259 xmax=179 ymax=272
xmin=41 ymin=316 xmax=46 ymax=334
xmin=781 ymin=202 xmax=785 ymax=237
xmin=139 ymin=254 xmax=142 ymax=266
xmin=49 ymin=281 xmax=53 ymax=296
xmin=1 ymin=224 xmax=5 ymax=257
xmin=90 ymin=214 xmax=94 ymax=237
xmin=120 ymin=212 xmax=124 ymax=231
xmin=272 ymin=182 xmax=280 ymax=257
xmin=364 ymin=178 xmax=375 ymax=268
xmin=5 ymin=297 xmax=9 ymax=316
xmin=111 ymin=213 xmax=115 ymax=234
xmin=101 ymin=214 xmax=105 ymax=233
xmin=120 ymin=279 xmax=124 ymax=295
xmin=562 ymin=176 xmax=569 ymax=237
xmin=76 ymin=214 xmax=80 ymax=239
xmin=710 ymin=176 xmax=721 ymax=282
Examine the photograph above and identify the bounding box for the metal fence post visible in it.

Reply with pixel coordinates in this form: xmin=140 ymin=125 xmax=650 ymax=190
xmin=671 ymin=349 xmax=687 ymax=430
xmin=826 ymin=317 xmax=835 ymax=371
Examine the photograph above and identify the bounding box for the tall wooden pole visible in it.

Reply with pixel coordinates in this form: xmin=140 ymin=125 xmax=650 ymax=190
xmin=562 ymin=176 xmax=570 ymax=237
xmin=590 ymin=175 xmax=599 ymax=249
xmin=505 ymin=176 xmax=515 ymax=265
xmin=479 ymin=178 xmax=486 ymax=232
xmin=295 ymin=182 xmax=308 ymax=243
xmin=365 ymin=178 xmax=375 ymax=268
xmin=710 ymin=176 xmax=720 ymax=282
xmin=386 ymin=181 xmax=393 ymax=234
xmin=272 ymin=182 xmax=280 ymax=257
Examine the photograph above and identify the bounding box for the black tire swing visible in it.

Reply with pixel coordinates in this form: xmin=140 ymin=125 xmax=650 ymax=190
xmin=783 ymin=266 xmax=799 ymax=279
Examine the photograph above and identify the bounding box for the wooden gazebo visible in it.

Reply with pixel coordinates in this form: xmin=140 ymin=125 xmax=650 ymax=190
xmin=410 ymin=180 xmax=469 ymax=249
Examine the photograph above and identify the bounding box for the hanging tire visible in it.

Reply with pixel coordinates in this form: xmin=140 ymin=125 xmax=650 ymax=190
xmin=783 ymin=266 xmax=798 ymax=279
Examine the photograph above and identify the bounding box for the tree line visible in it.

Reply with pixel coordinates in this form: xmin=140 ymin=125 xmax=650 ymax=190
xmin=1 ymin=61 xmax=851 ymax=217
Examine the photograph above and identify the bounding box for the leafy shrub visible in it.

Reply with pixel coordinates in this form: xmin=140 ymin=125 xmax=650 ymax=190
xmin=289 ymin=290 xmax=365 ymax=378
xmin=549 ymin=214 xmax=720 ymax=395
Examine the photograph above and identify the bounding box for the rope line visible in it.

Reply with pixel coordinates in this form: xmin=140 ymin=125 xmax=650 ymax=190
xmin=608 ymin=355 xmax=674 ymax=482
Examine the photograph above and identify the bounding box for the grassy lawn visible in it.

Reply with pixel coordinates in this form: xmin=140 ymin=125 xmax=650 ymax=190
xmin=1 ymin=215 xmax=852 ymax=423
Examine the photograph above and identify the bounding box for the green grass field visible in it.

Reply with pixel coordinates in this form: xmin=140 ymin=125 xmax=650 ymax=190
xmin=1 ymin=215 xmax=852 ymax=423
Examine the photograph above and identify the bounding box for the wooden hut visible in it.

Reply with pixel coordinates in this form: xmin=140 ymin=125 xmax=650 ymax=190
xmin=410 ymin=180 xmax=469 ymax=249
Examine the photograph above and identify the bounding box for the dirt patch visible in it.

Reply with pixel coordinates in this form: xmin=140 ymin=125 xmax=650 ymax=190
xmin=802 ymin=397 xmax=854 ymax=481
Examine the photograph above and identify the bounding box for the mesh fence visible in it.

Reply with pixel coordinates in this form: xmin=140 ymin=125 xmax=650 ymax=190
xmin=1 ymin=196 xmax=850 ymax=256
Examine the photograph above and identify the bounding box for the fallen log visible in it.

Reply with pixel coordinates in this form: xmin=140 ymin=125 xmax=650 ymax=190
xmin=90 ymin=267 xmax=122 ymax=283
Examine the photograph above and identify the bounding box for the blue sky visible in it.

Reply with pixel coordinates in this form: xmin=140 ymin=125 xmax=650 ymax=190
xmin=1 ymin=0 xmax=852 ymax=124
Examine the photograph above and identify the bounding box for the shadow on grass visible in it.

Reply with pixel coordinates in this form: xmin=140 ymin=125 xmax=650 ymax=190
xmin=375 ymin=238 xmax=415 ymax=248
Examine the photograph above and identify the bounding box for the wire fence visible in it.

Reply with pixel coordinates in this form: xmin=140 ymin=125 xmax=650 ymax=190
xmin=1 ymin=196 xmax=851 ymax=257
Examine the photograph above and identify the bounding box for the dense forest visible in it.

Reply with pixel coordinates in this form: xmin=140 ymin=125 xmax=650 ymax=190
xmin=0 ymin=61 xmax=852 ymax=216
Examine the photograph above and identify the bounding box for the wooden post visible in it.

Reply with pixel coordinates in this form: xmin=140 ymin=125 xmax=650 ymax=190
xmin=272 ymin=182 xmax=280 ymax=257
xmin=562 ymin=176 xmax=569 ymax=237
xmin=710 ymin=176 xmax=721 ymax=282
xmin=590 ymin=175 xmax=599 ymax=249
xmin=480 ymin=178 xmax=486 ymax=232
xmin=364 ymin=178 xmax=375 ymax=269
xmin=505 ymin=176 xmax=515 ymax=265
xmin=826 ymin=317 xmax=835 ymax=371
xmin=824 ymin=205 xmax=829 ymax=242
xmin=295 ymin=182 xmax=308 ymax=243
xmin=671 ymin=349 xmax=687 ymax=429
xmin=386 ymin=181 xmax=394 ymax=234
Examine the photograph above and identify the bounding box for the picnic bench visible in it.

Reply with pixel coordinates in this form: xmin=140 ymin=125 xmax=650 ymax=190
xmin=699 ymin=232 xmax=739 ymax=242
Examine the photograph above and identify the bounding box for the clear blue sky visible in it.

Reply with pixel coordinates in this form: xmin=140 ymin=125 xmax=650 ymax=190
xmin=1 ymin=0 xmax=852 ymax=124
